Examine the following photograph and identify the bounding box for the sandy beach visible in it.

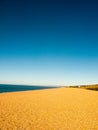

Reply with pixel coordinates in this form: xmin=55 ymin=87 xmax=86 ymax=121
xmin=0 ymin=88 xmax=98 ymax=130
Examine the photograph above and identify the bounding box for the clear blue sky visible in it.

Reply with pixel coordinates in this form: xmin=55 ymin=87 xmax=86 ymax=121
xmin=0 ymin=0 xmax=98 ymax=86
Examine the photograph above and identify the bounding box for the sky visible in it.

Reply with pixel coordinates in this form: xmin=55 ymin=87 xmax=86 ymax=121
xmin=0 ymin=0 xmax=98 ymax=86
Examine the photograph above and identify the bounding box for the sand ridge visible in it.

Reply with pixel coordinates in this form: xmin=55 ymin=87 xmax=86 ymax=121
xmin=0 ymin=88 xmax=98 ymax=130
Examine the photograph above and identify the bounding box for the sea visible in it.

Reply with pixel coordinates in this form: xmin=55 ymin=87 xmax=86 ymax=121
xmin=0 ymin=84 xmax=57 ymax=93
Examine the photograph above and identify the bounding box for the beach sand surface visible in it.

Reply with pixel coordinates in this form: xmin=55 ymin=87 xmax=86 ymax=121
xmin=0 ymin=88 xmax=98 ymax=130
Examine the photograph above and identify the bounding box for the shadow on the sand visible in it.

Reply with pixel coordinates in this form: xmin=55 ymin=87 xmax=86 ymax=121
xmin=86 ymin=88 xmax=98 ymax=91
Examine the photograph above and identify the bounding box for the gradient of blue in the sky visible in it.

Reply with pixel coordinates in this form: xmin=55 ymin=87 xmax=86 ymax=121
xmin=0 ymin=0 xmax=98 ymax=86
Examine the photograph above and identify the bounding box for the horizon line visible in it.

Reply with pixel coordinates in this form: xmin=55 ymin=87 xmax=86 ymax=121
xmin=0 ymin=82 xmax=98 ymax=87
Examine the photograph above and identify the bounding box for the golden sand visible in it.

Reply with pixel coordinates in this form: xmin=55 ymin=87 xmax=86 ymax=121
xmin=0 ymin=88 xmax=98 ymax=130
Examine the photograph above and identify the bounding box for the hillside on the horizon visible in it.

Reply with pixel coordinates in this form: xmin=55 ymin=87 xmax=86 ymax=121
xmin=66 ymin=84 xmax=98 ymax=91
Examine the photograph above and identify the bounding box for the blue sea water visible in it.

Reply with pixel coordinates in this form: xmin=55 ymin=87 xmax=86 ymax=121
xmin=0 ymin=84 xmax=57 ymax=93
